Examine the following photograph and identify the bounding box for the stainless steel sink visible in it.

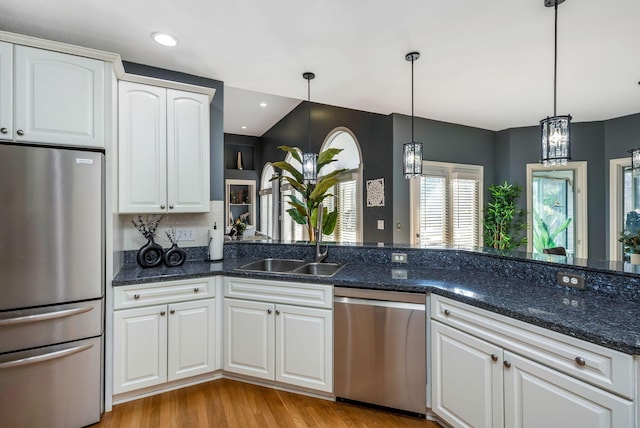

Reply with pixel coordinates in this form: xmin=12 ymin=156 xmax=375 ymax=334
xmin=236 ymin=258 xmax=345 ymax=277
xmin=292 ymin=262 xmax=344 ymax=277
xmin=238 ymin=258 xmax=307 ymax=272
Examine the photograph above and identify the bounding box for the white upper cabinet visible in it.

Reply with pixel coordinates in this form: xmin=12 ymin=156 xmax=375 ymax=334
xmin=166 ymin=89 xmax=210 ymax=213
xmin=0 ymin=42 xmax=12 ymax=140
xmin=118 ymin=81 xmax=210 ymax=213
xmin=13 ymin=45 xmax=105 ymax=147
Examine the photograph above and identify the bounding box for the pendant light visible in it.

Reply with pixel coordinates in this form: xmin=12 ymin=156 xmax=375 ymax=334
xmin=630 ymin=148 xmax=640 ymax=176
xmin=403 ymin=52 xmax=422 ymax=179
xmin=540 ymin=0 xmax=572 ymax=167
xmin=302 ymin=72 xmax=317 ymax=185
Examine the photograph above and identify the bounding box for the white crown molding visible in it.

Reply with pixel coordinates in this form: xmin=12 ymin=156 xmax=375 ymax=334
xmin=119 ymin=73 xmax=216 ymax=101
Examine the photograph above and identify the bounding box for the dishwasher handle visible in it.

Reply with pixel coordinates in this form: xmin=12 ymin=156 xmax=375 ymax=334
xmin=334 ymin=296 xmax=425 ymax=311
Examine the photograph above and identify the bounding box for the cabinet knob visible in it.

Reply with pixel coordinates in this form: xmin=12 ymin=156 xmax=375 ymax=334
xmin=134 ymin=294 xmax=140 ymax=299
xmin=0 ymin=127 xmax=7 ymax=134
xmin=275 ymin=309 xmax=280 ymax=315
xmin=160 ymin=204 xmax=166 ymax=209
xmin=169 ymin=205 xmax=174 ymax=209
xmin=194 ymin=287 xmax=199 ymax=293
xmin=170 ymin=309 xmax=175 ymax=315
xmin=491 ymin=354 xmax=498 ymax=362
xmin=444 ymin=309 xmax=451 ymax=316
xmin=16 ymin=129 xmax=24 ymax=136
xmin=503 ymin=361 xmax=511 ymax=368
xmin=160 ymin=310 xmax=166 ymax=316
xmin=575 ymin=357 xmax=586 ymax=366
xmin=267 ymin=308 xmax=272 ymax=314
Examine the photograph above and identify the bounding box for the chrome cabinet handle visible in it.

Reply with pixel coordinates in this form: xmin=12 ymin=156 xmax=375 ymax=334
xmin=160 ymin=311 xmax=166 ymax=316
xmin=194 ymin=288 xmax=200 ymax=293
xmin=491 ymin=354 xmax=498 ymax=362
xmin=0 ymin=127 xmax=7 ymax=134
xmin=169 ymin=205 xmax=174 ymax=209
xmin=170 ymin=309 xmax=175 ymax=315
xmin=134 ymin=294 xmax=140 ymax=299
xmin=267 ymin=308 xmax=272 ymax=314
xmin=444 ymin=309 xmax=451 ymax=316
xmin=16 ymin=129 xmax=24 ymax=136
xmin=275 ymin=309 xmax=280 ymax=315
xmin=160 ymin=204 xmax=166 ymax=209
xmin=503 ymin=361 xmax=511 ymax=368
xmin=575 ymin=357 xmax=586 ymax=366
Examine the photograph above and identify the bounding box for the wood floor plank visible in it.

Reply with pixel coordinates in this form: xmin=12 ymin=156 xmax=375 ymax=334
xmin=96 ymin=379 xmax=441 ymax=427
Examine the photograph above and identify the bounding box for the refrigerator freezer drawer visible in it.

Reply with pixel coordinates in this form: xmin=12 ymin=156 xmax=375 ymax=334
xmin=0 ymin=336 xmax=103 ymax=428
xmin=0 ymin=298 xmax=103 ymax=354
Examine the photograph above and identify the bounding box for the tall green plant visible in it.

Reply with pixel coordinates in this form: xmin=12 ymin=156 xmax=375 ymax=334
xmin=271 ymin=146 xmax=348 ymax=242
xmin=483 ymin=181 xmax=528 ymax=249
xmin=533 ymin=213 xmax=572 ymax=253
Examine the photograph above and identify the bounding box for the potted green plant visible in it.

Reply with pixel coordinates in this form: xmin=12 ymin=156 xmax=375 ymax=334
xmin=618 ymin=210 xmax=640 ymax=263
xmin=533 ymin=213 xmax=572 ymax=254
xmin=483 ymin=181 xmax=528 ymax=250
xmin=272 ymin=146 xmax=347 ymax=242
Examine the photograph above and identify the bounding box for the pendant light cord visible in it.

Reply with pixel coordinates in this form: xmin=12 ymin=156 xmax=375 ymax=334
xmin=411 ymin=56 xmax=415 ymax=143
xmin=553 ymin=1 xmax=558 ymax=117
xmin=307 ymin=78 xmax=311 ymax=152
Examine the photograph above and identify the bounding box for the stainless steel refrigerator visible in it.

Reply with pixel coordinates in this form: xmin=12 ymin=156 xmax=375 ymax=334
xmin=0 ymin=143 xmax=104 ymax=427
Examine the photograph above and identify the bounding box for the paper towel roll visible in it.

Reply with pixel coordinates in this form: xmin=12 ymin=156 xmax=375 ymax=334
xmin=208 ymin=225 xmax=224 ymax=261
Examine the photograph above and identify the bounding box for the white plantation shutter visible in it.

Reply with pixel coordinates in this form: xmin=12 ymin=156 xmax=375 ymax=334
xmin=336 ymin=179 xmax=358 ymax=243
xmin=413 ymin=161 xmax=483 ymax=248
xmin=259 ymin=193 xmax=273 ymax=237
xmin=419 ymin=175 xmax=448 ymax=246
xmin=281 ymin=188 xmax=304 ymax=241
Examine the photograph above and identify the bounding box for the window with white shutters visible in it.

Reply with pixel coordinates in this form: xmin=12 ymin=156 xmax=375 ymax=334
xmin=259 ymin=163 xmax=275 ymax=237
xmin=411 ymin=161 xmax=483 ymax=248
xmin=323 ymin=176 xmax=359 ymax=243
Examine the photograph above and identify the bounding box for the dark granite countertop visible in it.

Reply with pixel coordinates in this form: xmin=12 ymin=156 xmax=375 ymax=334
xmin=113 ymin=255 xmax=640 ymax=355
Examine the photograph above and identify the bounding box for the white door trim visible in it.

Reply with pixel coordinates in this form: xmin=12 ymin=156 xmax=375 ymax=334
xmin=609 ymin=158 xmax=630 ymax=262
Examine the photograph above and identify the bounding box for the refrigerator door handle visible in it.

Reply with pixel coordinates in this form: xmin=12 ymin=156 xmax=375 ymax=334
xmin=0 ymin=305 xmax=94 ymax=327
xmin=0 ymin=343 xmax=94 ymax=370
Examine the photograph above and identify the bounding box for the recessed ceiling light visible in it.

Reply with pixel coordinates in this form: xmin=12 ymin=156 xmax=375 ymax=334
xmin=152 ymin=32 xmax=178 ymax=47
xmin=259 ymin=102 xmax=267 ymax=108
xmin=241 ymin=126 xmax=247 ymax=129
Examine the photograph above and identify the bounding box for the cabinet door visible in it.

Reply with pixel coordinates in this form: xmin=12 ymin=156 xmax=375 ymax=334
xmin=223 ymin=298 xmax=274 ymax=380
xmin=168 ymin=299 xmax=216 ymax=381
xmin=275 ymin=304 xmax=333 ymax=392
xmin=432 ymin=321 xmax=504 ymax=428
xmin=113 ymin=305 xmax=168 ymax=394
xmin=503 ymin=351 xmax=634 ymax=428
xmin=166 ymin=89 xmax=210 ymax=213
xmin=0 ymin=41 xmax=12 ymax=141
xmin=14 ymin=45 xmax=104 ymax=147
xmin=118 ymin=81 xmax=167 ymax=213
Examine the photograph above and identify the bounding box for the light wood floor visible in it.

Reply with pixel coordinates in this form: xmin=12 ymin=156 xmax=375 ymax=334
xmin=96 ymin=379 xmax=442 ymax=427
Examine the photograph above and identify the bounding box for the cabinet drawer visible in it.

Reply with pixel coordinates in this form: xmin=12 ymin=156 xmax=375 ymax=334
xmin=431 ymin=295 xmax=635 ymax=399
xmin=224 ymin=277 xmax=332 ymax=309
xmin=114 ymin=278 xmax=213 ymax=309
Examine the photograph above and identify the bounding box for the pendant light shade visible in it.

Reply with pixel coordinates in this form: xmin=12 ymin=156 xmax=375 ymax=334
xmin=403 ymin=51 xmax=422 ymax=179
xmin=540 ymin=0 xmax=572 ymax=167
xmin=630 ymin=148 xmax=640 ymax=176
xmin=302 ymin=72 xmax=317 ymax=185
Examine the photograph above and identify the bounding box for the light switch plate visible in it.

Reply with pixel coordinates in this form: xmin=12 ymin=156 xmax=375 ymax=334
xmin=377 ymin=220 xmax=384 ymax=230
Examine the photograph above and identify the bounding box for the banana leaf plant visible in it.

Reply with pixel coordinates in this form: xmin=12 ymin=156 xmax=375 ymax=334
xmin=533 ymin=212 xmax=572 ymax=253
xmin=271 ymin=145 xmax=348 ymax=242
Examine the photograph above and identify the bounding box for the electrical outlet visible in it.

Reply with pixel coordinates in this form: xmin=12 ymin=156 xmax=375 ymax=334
xmin=556 ymin=272 xmax=585 ymax=290
xmin=392 ymin=269 xmax=408 ymax=279
xmin=392 ymin=252 xmax=408 ymax=263
xmin=377 ymin=220 xmax=384 ymax=230
xmin=176 ymin=228 xmax=195 ymax=241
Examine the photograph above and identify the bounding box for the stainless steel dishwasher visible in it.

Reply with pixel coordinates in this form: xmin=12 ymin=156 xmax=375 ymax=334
xmin=334 ymin=287 xmax=426 ymax=416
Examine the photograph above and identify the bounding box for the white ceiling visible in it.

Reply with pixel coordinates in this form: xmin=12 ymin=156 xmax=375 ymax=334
xmin=1 ymin=0 xmax=638 ymax=134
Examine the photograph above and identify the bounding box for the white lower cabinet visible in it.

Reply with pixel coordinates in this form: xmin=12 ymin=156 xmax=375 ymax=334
xmin=223 ymin=277 xmax=333 ymax=393
xmin=113 ymin=279 xmax=217 ymax=395
xmin=431 ymin=295 xmax=635 ymax=428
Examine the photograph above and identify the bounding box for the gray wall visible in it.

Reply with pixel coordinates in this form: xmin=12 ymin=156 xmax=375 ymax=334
xmin=122 ymin=62 xmax=225 ymax=201
xmin=392 ymin=113 xmax=496 ymax=245
xmin=261 ymin=101 xmax=394 ymax=244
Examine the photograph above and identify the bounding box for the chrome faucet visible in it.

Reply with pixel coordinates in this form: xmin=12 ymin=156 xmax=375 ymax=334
xmin=315 ymin=202 xmax=328 ymax=263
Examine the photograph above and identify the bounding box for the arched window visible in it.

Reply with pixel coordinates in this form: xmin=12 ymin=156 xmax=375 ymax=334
xmin=259 ymin=163 xmax=275 ymax=237
xmin=319 ymin=128 xmax=363 ymax=243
